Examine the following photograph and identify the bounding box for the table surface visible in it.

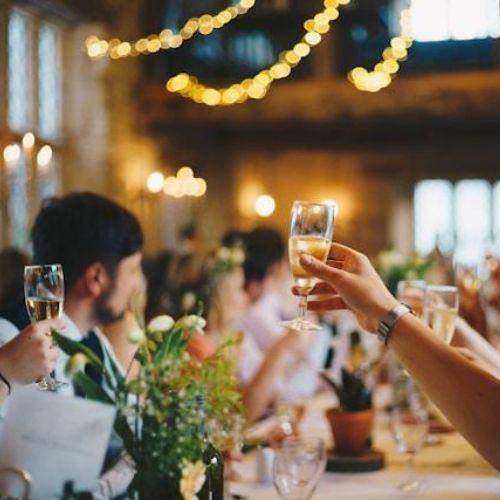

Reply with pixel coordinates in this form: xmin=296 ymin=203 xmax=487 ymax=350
xmin=229 ymin=394 xmax=500 ymax=499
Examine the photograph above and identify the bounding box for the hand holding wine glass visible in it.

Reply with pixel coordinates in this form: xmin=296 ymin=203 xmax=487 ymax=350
xmin=283 ymin=201 xmax=336 ymax=331
xmin=24 ymin=264 xmax=65 ymax=391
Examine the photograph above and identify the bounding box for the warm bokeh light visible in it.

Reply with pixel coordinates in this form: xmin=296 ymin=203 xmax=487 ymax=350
xmin=37 ymin=145 xmax=53 ymax=167
xmin=177 ymin=166 xmax=194 ymax=179
xmin=255 ymin=195 xmax=276 ymax=217
xmin=163 ymin=167 xmax=207 ymax=198
xmin=3 ymin=143 xmax=21 ymax=164
xmin=22 ymin=132 xmax=35 ymax=149
xmin=147 ymin=171 xmax=165 ymax=193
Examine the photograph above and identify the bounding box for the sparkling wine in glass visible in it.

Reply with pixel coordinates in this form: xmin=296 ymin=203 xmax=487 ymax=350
xmin=423 ymin=285 xmax=459 ymax=344
xmin=397 ymin=280 xmax=426 ymax=318
xmin=283 ymin=201 xmax=336 ymax=331
xmin=24 ymin=264 xmax=65 ymax=391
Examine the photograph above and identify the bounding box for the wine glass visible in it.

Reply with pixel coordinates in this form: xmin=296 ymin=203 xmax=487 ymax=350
xmin=283 ymin=201 xmax=336 ymax=331
xmin=391 ymin=373 xmax=429 ymax=492
xmin=24 ymin=264 xmax=65 ymax=391
xmin=423 ymin=285 xmax=459 ymax=344
xmin=397 ymin=280 xmax=426 ymax=318
xmin=273 ymin=437 xmax=326 ymax=500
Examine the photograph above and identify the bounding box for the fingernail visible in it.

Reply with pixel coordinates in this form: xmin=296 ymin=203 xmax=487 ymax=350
xmin=300 ymin=255 xmax=314 ymax=266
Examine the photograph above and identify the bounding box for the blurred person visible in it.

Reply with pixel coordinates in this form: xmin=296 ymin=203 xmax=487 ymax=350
xmin=236 ymin=228 xmax=291 ymax=351
xmin=0 ymin=318 xmax=64 ymax=403
xmin=298 ymin=243 xmax=500 ymax=471
xmin=0 ymin=247 xmax=31 ymax=331
xmin=0 ymin=193 xmax=144 ymax=394
xmin=178 ymin=222 xmax=202 ymax=256
xmin=173 ymin=251 xmax=310 ymax=422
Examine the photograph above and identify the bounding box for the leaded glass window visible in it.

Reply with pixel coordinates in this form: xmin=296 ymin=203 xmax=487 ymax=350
xmin=7 ymin=10 xmax=30 ymax=132
xmin=38 ymin=23 xmax=61 ymax=139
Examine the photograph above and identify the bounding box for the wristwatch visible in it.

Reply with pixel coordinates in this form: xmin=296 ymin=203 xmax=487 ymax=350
xmin=377 ymin=303 xmax=412 ymax=345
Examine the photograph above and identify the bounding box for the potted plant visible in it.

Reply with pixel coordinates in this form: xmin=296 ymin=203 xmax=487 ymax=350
xmin=322 ymin=368 xmax=374 ymax=456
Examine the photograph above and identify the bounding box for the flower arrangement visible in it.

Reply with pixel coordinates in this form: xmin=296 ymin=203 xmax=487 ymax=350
xmin=54 ymin=310 xmax=245 ymax=500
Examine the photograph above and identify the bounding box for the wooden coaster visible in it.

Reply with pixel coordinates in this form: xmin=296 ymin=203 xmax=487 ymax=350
xmin=326 ymin=448 xmax=385 ymax=473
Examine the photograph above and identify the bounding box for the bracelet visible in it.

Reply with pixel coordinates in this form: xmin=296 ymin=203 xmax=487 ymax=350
xmin=0 ymin=371 xmax=11 ymax=395
xmin=377 ymin=303 xmax=413 ymax=345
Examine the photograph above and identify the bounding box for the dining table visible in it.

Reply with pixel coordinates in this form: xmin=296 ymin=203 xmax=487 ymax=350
xmin=229 ymin=392 xmax=500 ymax=499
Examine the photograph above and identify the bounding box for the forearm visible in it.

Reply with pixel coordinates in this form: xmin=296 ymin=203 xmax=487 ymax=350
xmin=242 ymin=345 xmax=288 ymax=422
xmin=390 ymin=314 xmax=500 ymax=471
xmin=452 ymin=320 xmax=500 ymax=375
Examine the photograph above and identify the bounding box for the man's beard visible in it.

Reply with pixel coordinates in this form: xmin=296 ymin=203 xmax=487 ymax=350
xmin=94 ymin=282 xmax=126 ymax=325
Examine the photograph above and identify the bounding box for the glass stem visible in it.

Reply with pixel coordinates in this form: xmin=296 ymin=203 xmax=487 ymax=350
xmin=298 ymin=294 xmax=308 ymax=321
xmin=406 ymin=452 xmax=415 ymax=479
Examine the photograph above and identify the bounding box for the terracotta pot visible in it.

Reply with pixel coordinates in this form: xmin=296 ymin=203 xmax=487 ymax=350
xmin=325 ymin=408 xmax=374 ymax=456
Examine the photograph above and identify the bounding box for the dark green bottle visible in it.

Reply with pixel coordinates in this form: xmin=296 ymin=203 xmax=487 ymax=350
xmin=197 ymin=393 xmax=224 ymax=500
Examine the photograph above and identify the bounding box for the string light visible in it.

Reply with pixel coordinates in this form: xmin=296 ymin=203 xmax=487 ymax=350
xmin=3 ymin=144 xmax=21 ymax=164
xmin=22 ymin=132 xmax=35 ymax=150
xmin=147 ymin=171 xmax=165 ymax=193
xmin=255 ymin=194 xmax=276 ymax=217
xmin=163 ymin=166 xmax=207 ymax=198
xmin=348 ymin=8 xmax=413 ymax=92
xmin=165 ymin=0 xmax=351 ymax=106
xmin=85 ymin=0 xmax=256 ymax=60
xmin=36 ymin=145 xmax=53 ymax=168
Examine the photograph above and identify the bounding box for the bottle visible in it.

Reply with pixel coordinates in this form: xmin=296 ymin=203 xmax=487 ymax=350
xmin=197 ymin=392 xmax=224 ymax=500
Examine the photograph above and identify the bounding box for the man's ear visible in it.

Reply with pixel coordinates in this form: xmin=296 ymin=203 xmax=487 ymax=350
xmin=83 ymin=262 xmax=109 ymax=297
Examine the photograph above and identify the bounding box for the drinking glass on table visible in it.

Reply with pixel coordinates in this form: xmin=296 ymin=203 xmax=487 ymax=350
xmin=423 ymin=285 xmax=459 ymax=344
xmin=391 ymin=374 xmax=429 ymax=492
xmin=273 ymin=437 xmax=326 ymax=500
xmin=397 ymin=280 xmax=426 ymax=318
xmin=283 ymin=201 xmax=336 ymax=331
xmin=24 ymin=264 xmax=65 ymax=391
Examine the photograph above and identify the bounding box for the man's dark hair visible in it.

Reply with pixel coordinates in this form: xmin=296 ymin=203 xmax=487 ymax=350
xmin=32 ymin=192 xmax=143 ymax=292
xmin=243 ymin=227 xmax=285 ymax=284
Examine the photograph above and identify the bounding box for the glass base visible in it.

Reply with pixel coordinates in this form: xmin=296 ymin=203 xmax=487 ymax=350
xmin=281 ymin=317 xmax=322 ymax=332
xmin=37 ymin=377 xmax=68 ymax=392
xmin=397 ymin=478 xmax=422 ymax=493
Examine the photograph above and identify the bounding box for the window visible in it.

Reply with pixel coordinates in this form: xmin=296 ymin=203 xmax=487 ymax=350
xmin=414 ymin=179 xmax=500 ymax=264
xmin=38 ymin=23 xmax=62 ymax=140
xmin=7 ymin=10 xmax=31 ymax=132
xmin=410 ymin=0 xmax=500 ymax=42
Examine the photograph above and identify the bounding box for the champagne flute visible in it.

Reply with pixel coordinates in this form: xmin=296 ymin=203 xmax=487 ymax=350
xmin=24 ymin=264 xmax=65 ymax=391
xmin=423 ymin=285 xmax=459 ymax=344
xmin=397 ymin=280 xmax=426 ymax=318
xmin=283 ymin=201 xmax=336 ymax=331
xmin=391 ymin=373 xmax=429 ymax=492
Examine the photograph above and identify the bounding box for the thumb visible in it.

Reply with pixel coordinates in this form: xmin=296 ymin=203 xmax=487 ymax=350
xmin=300 ymin=255 xmax=345 ymax=285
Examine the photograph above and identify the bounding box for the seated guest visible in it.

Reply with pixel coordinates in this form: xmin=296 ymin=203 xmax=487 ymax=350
xmin=236 ymin=228 xmax=290 ymax=351
xmin=0 ymin=248 xmax=31 ymax=331
xmin=0 ymin=318 xmax=63 ymax=403
xmin=0 ymin=193 xmax=144 ymax=394
xmin=300 ymin=243 xmax=500 ymax=471
xmin=172 ymin=250 xmax=309 ymax=422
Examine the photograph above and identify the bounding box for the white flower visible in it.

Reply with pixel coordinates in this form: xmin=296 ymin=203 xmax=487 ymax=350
xmin=231 ymin=247 xmax=245 ymax=265
xmin=217 ymin=247 xmax=231 ymax=261
xmin=175 ymin=315 xmax=207 ymax=334
xmin=127 ymin=327 xmax=146 ymax=345
xmin=181 ymin=292 xmax=197 ymax=312
xmin=180 ymin=461 xmax=206 ymax=500
xmin=147 ymin=315 xmax=175 ymax=333
xmin=65 ymin=353 xmax=88 ymax=377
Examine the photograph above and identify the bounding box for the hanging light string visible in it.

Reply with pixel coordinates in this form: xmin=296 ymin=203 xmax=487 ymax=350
xmin=348 ymin=7 xmax=413 ymax=92
xmin=85 ymin=0 xmax=257 ymax=60
xmin=165 ymin=0 xmax=351 ymax=106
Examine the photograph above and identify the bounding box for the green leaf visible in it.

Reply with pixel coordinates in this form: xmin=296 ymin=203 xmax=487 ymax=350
xmin=74 ymin=371 xmax=114 ymax=405
xmin=52 ymin=331 xmax=104 ymax=370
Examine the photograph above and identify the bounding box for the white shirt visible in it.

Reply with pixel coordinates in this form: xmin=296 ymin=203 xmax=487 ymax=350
xmin=0 ymin=318 xmax=19 ymax=347
xmin=236 ymin=291 xmax=286 ymax=352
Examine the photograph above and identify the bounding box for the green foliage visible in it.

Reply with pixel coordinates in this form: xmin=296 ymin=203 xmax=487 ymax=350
xmin=322 ymin=368 xmax=372 ymax=412
xmin=54 ymin=315 xmax=245 ymax=496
